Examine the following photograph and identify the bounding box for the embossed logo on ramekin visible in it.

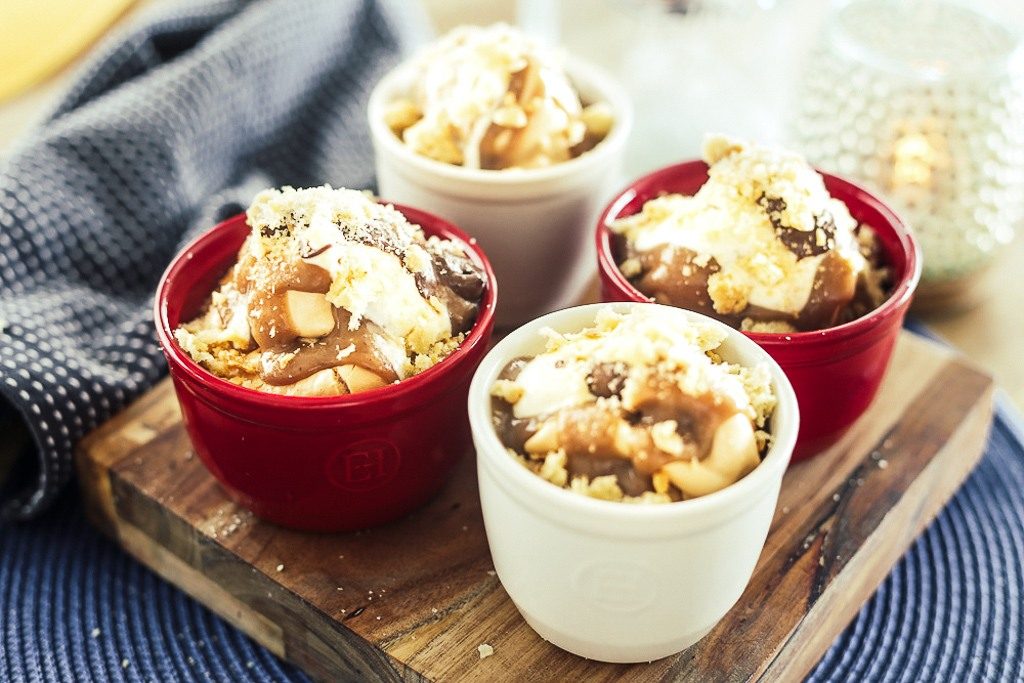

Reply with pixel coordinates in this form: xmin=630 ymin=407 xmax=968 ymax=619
xmin=572 ymin=560 xmax=657 ymax=613
xmin=326 ymin=439 xmax=400 ymax=492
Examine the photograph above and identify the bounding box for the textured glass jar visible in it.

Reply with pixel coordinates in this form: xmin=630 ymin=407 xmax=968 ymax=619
xmin=795 ymin=0 xmax=1024 ymax=303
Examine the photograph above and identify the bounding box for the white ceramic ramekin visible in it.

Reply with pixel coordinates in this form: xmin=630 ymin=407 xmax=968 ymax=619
xmin=467 ymin=303 xmax=799 ymax=663
xmin=368 ymin=57 xmax=633 ymax=327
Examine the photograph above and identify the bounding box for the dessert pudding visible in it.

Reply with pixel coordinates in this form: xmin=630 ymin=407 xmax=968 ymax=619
xmin=609 ymin=135 xmax=889 ymax=332
xmin=175 ymin=186 xmax=486 ymax=396
xmin=470 ymin=303 xmax=798 ymax=661
xmin=369 ymin=23 xmax=631 ymax=326
xmin=489 ymin=307 xmax=776 ymax=502
xmin=383 ymin=23 xmax=613 ymax=170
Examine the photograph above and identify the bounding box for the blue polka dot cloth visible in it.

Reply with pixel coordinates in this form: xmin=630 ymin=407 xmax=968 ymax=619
xmin=0 ymin=0 xmax=423 ymax=520
xmin=0 ymin=1 xmax=1022 ymax=680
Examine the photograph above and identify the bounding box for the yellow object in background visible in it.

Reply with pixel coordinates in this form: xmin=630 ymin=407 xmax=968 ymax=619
xmin=0 ymin=0 xmax=136 ymax=102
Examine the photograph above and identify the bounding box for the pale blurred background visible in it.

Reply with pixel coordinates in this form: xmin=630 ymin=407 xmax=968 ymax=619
xmin=1 ymin=0 xmax=1022 ymax=407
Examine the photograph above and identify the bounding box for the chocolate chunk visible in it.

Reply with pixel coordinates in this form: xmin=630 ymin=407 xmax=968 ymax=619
xmin=412 ymin=245 xmax=486 ymax=334
xmin=758 ymin=194 xmax=787 ymax=218
xmin=258 ymin=212 xmax=299 ymax=237
xmin=758 ymin=193 xmax=836 ymax=259
xmin=260 ymin=224 xmax=289 ymax=238
xmin=490 ymin=382 xmax=538 ymax=452
xmin=340 ymin=219 xmax=408 ymax=258
xmin=758 ymin=194 xmax=790 ymax=242
xmin=776 ymin=211 xmax=837 ymax=259
xmin=432 ymin=248 xmax=486 ymax=301
xmin=586 ymin=362 xmax=626 ymax=398
xmin=504 ymin=416 xmax=538 ymax=452
xmin=499 ymin=357 xmax=530 ymax=382
xmin=444 ymin=296 xmax=479 ymax=335
xmin=774 ymin=226 xmax=831 ymax=259
xmin=566 ymin=454 xmax=652 ymax=497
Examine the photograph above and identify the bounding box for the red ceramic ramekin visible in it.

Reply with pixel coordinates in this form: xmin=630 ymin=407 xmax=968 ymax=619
xmin=155 ymin=206 xmax=496 ymax=531
xmin=596 ymin=161 xmax=920 ymax=461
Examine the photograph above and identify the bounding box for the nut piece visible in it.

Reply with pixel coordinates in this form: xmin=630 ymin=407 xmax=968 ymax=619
xmin=492 ymin=104 xmax=528 ymax=129
xmin=580 ymin=102 xmax=614 ymax=138
xmin=662 ymin=413 xmax=759 ymax=498
xmin=511 ymin=58 xmax=541 ymax=106
xmin=662 ymin=459 xmax=731 ymax=499
xmin=284 ymin=291 xmax=335 ymax=338
xmin=524 ymin=419 xmax=559 ymax=454
xmin=702 ymin=134 xmax=745 ymax=165
xmin=339 ymin=364 xmax=388 ymax=393
xmin=707 ymin=413 xmax=760 ymax=480
xmin=384 ymin=97 xmax=421 ymax=135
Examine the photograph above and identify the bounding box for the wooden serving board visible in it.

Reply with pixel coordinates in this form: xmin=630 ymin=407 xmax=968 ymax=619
xmin=76 ymin=331 xmax=993 ymax=682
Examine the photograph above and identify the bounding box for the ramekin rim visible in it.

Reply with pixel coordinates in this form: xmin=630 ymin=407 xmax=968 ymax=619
xmin=366 ymin=54 xmax=634 ymax=186
xmin=154 ymin=204 xmax=497 ymax=410
xmin=467 ymin=302 xmax=799 ymax=521
xmin=594 ymin=159 xmax=922 ymax=346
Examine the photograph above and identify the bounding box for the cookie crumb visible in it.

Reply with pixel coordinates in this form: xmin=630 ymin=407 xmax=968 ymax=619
xmin=276 ymin=564 xmax=284 ymax=572
xmin=90 ymin=628 xmax=100 ymax=638
xmin=121 ymin=659 xmax=130 ymax=669
xmin=478 ymin=643 xmax=494 ymax=659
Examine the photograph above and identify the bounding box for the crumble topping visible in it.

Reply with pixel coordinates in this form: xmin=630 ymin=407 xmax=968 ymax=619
xmin=175 ymin=186 xmax=485 ymax=396
xmin=491 ymin=308 xmax=777 ymax=503
xmin=384 ymin=24 xmax=613 ymax=170
xmin=609 ymin=135 xmax=889 ymax=330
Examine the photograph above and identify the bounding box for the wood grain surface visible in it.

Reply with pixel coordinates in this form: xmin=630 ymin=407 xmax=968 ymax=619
xmin=75 ymin=331 xmax=993 ymax=682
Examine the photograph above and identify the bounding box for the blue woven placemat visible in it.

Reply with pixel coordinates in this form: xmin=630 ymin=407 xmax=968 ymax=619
xmin=1 ymin=330 xmax=1022 ymax=682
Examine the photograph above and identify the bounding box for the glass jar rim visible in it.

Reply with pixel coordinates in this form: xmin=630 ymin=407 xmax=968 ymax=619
xmin=827 ymin=0 xmax=1024 ymax=82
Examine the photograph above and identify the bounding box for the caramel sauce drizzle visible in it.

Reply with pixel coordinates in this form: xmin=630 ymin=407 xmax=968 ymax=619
xmin=240 ymin=236 xmax=484 ymax=388
xmin=622 ymin=242 xmax=861 ymax=332
xmin=491 ymin=357 xmax=741 ymax=497
xmin=262 ymin=309 xmax=399 ymax=387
